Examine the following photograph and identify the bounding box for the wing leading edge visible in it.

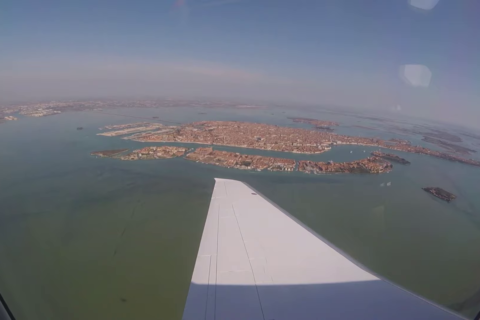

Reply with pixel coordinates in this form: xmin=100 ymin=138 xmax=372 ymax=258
xmin=183 ymin=178 xmax=463 ymax=320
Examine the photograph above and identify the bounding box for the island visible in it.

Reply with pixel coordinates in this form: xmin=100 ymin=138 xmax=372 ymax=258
xmin=77 ymin=127 xmax=83 ymax=130
xmin=90 ymin=145 xmax=395 ymax=175
xmin=352 ymin=125 xmax=375 ymax=131
xmin=422 ymin=129 xmax=462 ymax=143
xmin=421 ymin=136 xmax=476 ymax=156
xmin=371 ymin=151 xmax=410 ymax=165
xmin=422 ymin=187 xmax=457 ymax=202
xmin=120 ymin=146 xmax=188 ymax=161
xmin=289 ymin=117 xmax=339 ymax=131
xmin=91 ymin=149 xmax=128 ymax=158
xmin=185 ymin=147 xmax=296 ymax=172
xmin=299 ymin=157 xmax=392 ymax=174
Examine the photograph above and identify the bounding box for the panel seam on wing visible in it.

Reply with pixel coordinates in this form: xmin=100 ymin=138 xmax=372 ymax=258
xmin=214 ymin=203 xmax=220 ymax=320
xmin=231 ymin=204 xmax=267 ymax=320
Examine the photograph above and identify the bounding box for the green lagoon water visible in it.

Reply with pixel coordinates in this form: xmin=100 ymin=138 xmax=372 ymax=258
xmin=0 ymin=107 xmax=479 ymax=319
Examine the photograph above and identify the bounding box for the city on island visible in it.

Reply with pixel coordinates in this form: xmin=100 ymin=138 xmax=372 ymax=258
xmin=91 ymin=146 xmax=392 ymax=174
xmin=95 ymin=120 xmax=480 ymax=168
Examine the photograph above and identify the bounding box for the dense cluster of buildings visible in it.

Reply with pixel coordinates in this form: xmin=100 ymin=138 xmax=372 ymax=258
xmin=20 ymin=109 xmax=61 ymax=117
xmin=129 ymin=121 xmax=333 ymax=154
xmin=92 ymin=145 xmax=394 ymax=175
xmin=2 ymin=101 xmax=74 ymax=117
xmin=299 ymin=157 xmax=393 ymax=174
xmin=120 ymin=146 xmax=188 ymax=161
xmin=185 ymin=147 xmax=296 ymax=172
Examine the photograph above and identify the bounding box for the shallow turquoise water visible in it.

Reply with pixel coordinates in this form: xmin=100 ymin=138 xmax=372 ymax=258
xmin=0 ymin=108 xmax=479 ymax=319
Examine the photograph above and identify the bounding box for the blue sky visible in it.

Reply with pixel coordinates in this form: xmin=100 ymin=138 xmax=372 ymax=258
xmin=1 ymin=0 xmax=479 ymax=126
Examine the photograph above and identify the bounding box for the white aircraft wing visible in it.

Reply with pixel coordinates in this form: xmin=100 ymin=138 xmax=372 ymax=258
xmin=183 ymin=178 xmax=464 ymax=320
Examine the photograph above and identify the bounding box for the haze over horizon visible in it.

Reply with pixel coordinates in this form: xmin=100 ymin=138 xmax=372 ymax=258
xmin=2 ymin=0 xmax=479 ymax=127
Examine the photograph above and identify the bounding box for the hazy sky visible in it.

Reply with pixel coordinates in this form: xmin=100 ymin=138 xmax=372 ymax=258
xmin=1 ymin=0 xmax=479 ymax=127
